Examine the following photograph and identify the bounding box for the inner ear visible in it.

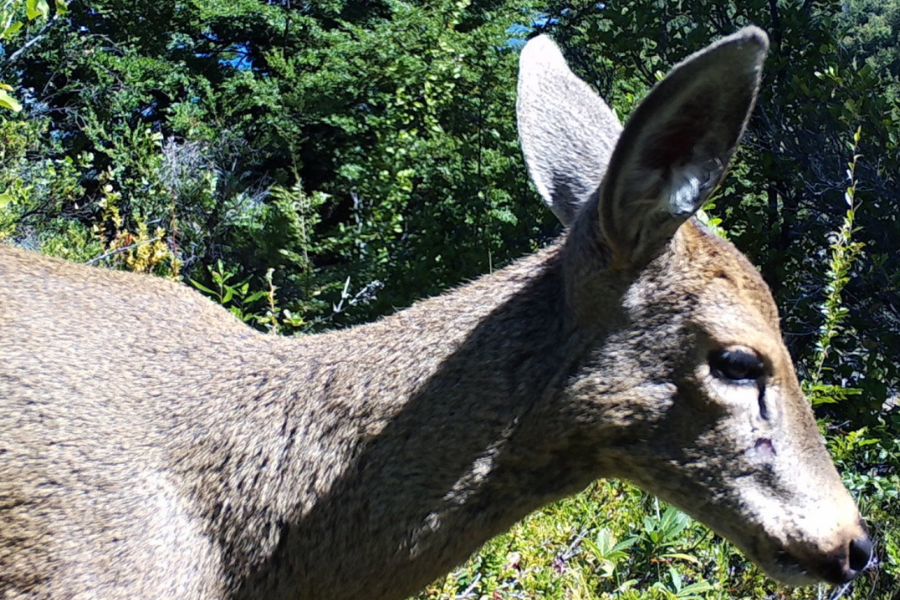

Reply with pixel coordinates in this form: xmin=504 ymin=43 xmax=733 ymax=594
xmin=641 ymin=101 xmax=712 ymax=171
xmin=598 ymin=27 xmax=768 ymax=269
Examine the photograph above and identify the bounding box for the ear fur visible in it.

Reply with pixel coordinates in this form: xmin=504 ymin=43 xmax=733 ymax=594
xmin=517 ymin=35 xmax=623 ymax=226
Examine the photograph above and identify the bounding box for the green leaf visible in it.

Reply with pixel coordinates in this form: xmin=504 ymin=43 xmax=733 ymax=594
xmin=677 ymin=581 xmax=715 ymax=597
xmin=190 ymin=280 xmax=217 ymax=295
xmin=593 ymin=528 xmax=615 ymax=555
xmin=612 ymin=535 xmax=640 ymax=552
xmin=0 ymin=88 xmax=22 ymax=112
xmin=2 ymin=21 xmax=24 ymax=39
xmin=669 ymin=565 xmax=682 ymax=591
xmin=26 ymin=0 xmax=50 ymax=20
xmin=661 ymin=552 xmax=701 ymax=564
xmin=244 ymin=290 xmax=269 ymax=303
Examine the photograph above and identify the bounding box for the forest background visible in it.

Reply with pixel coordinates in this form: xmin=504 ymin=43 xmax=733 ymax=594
xmin=1 ymin=0 xmax=899 ymax=598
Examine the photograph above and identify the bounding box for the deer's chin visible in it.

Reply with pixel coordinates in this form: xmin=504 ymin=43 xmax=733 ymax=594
xmin=753 ymin=549 xmax=819 ymax=586
xmin=676 ymin=509 xmax=824 ymax=586
xmin=739 ymin=530 xmax=852 ymax=586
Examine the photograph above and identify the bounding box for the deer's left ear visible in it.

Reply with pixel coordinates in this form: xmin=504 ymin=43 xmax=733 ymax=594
xmin=517 ymin=35 xmax=623 ymax=227
xmin=600 ymin=27 xmax=768 ymax=268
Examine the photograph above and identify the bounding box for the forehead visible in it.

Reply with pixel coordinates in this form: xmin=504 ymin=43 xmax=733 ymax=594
xmin=620 ymin=219 xmax=782 ymax=339
xmin=680 ymin=221 xmax=781 ymax=330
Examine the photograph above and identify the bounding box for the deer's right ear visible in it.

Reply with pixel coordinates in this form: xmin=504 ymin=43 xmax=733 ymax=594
xmin=517 ymin=35 xmax=623 ymax=227
xmin=600 ymin=27 xmax=768 ymax=268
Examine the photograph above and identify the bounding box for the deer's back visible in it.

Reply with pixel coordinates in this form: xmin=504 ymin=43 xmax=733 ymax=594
xmin=0 ymin=246 xmax=267 ymax=599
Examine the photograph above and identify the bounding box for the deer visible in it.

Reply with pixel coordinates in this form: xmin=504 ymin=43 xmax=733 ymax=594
xmin=0 ymin=26 xmax=872 ymax=600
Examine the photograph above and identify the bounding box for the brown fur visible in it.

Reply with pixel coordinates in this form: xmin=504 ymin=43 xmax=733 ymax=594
xmin=0 ymin=27 xmax=869 ymax=600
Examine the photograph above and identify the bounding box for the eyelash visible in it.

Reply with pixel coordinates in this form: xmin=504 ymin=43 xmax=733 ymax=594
xmin=708 ymin=349 xmax=765 ymax=383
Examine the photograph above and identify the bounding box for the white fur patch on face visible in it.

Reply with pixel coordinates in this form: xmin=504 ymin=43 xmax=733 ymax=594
xmin=705 ymin=370 xmax=760 ymax=410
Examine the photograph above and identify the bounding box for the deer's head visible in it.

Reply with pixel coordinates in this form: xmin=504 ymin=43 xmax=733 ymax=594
xmin=517 ymin=27 xmax=871 ymax=585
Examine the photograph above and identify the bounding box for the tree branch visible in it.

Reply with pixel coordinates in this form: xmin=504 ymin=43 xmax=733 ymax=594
xmin=0 ymin=14 xmax=61 ymax=78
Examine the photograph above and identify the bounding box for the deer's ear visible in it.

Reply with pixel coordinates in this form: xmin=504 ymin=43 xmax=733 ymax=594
xmin=600 ymin=27 xmax=768 ymax=268
xmin=517 ymin=35 xmax=623 ymax=227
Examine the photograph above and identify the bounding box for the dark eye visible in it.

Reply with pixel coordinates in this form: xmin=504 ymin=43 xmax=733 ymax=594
xmin=709 ymin=349 xmax=765 ymax=383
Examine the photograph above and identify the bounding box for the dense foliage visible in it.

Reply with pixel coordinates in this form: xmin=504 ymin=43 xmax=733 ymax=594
xmin=1 ymin=0 xmax=897 ymax=598
xmin=1 ymin=0 xmax=557 ymax=328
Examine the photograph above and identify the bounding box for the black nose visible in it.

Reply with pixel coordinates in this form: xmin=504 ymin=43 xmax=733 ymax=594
xmin=821 ymin=532 xmax=875 ymax=584
xmin=847 ymin=534 xmax=874 ymax=577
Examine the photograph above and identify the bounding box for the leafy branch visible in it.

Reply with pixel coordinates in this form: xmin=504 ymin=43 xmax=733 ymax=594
xmin=806 ymin=126 xmax=865 ymax=406
xmin=0 ymin=0 xmax=67 ymax=111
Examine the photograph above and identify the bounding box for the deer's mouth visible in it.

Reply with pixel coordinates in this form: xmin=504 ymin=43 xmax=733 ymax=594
xmin=768 ymin=548 xmax=819 ymax=585
xmin=760 ymin=533 xmax=873 ymax=586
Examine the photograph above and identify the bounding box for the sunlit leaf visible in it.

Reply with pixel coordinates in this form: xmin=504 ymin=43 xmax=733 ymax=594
xmin=0 ymin=88 xmax=22 ymax=111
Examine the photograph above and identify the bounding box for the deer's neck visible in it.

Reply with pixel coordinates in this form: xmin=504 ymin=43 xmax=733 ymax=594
xmin=201 ymin=243 xmax=597 ymax=600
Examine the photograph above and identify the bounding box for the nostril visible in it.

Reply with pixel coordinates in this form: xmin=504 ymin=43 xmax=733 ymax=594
xmin=848 ymin=535 xmax=874 ymax=575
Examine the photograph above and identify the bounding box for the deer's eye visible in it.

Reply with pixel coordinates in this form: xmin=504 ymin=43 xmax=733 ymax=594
xmin=709 ymin=349 xmax=764 ymax=383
